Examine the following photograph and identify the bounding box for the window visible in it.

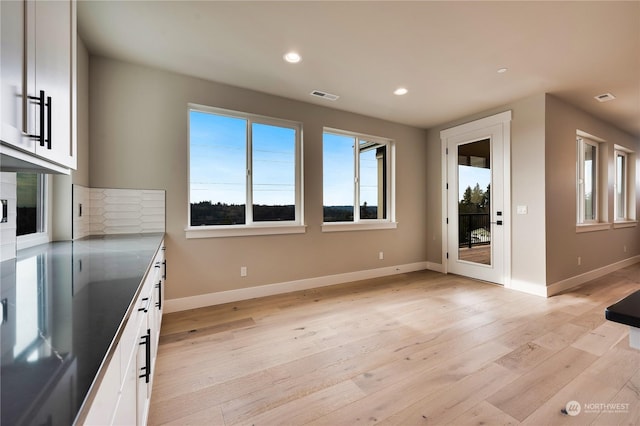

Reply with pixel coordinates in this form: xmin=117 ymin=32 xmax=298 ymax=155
xmin=16 ymin=172 xmax=48 ymax=249
xmin=615 ymin=150 xmax=627 ymax=221
xmin=614 ymin=145 xmax=636 ymax=226
xmin=576 ymin=136 xmax=600 ymax=224
xmin=17 ymin=173 xmax=45 ymax=236
xmin=187 ymin=104 xmax=303 ymax=238
xmin=322 ymin=128 xmax=396 ymax=231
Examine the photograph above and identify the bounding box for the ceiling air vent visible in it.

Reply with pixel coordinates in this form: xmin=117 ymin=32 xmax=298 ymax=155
xmin=594 ymin=93 xmax=615 ymax=102
xmin=310 ymin=90 xmax=339 ymax=101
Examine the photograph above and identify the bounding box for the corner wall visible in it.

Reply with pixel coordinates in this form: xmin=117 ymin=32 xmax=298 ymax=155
xmin=425 ymin=94 xmax=547 ymax=293
xmin=88 ymin=56 xmax=429 ymax=302
xmin=545 ymin=94 xmax=640 ymax=290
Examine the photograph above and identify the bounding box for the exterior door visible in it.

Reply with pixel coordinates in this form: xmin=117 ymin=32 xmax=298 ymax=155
xmin=441 ymin=112 xmax=511 ymax=285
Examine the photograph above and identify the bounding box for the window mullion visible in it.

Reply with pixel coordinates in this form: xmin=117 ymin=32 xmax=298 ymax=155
xmin=246 ymin=120 xmax=253 ymax=225
xmin=354 ymin=137 xmax=360 ymax=222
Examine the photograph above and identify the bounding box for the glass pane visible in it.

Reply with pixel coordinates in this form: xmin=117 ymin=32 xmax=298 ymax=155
xmin=252 ymin=123 xmax=296 ymax=222
xmin=457 ymin=139 xmax=491 ymax=265
xmin=16 ymin=172 xmax=39 ymax=236
xmin=616 ymin=153 xmax=625 ymax=220
xmin=189 ymin=111 xmax=246 ymax=225
xmin=359 ymin=140 xmax=386 ymax=219
xmin=583 ymin=144 xmax=596 ymax=221
xmin=323 ymin=133 xmax=355 ymax=222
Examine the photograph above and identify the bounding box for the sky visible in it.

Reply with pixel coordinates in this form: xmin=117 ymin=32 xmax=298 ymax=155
xmin=190 ymin=110 xmax=380 ymax=207
xmin=458 ymin=165 xmax=491 ymax=202
xmin=190 ymin=111 xmax=295 ymax=205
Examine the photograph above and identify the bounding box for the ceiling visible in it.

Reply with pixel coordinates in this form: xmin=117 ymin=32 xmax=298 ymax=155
xmin=78 ymin=1 xmax=640 ymax=137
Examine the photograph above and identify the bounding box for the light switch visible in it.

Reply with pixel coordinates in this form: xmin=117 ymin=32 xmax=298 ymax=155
xmin=517 ymin=205 xmax=528 ymax=215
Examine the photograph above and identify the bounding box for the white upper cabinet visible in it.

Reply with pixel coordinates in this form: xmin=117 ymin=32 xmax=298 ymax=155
xmin=0 ymin=0 xmax=77 ymax=173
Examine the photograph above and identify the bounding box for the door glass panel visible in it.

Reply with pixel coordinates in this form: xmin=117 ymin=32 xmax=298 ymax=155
xmin=457 ymin=139 xmax=491 ymax=265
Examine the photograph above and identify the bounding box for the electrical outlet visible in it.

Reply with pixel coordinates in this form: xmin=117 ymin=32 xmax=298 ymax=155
xmin=379 ymin=251 xmax=384 ymax=260
xmin=240 ymin=266 xmax=247 ymax=277
xmin=577 ymin=256 xmax=581 ymax=266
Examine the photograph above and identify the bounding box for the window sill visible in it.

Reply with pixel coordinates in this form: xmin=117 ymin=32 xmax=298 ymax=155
xmin=575 ymin=223 xmax=612 ymax=233
xmin=322 ymin=221 xmax=398 ymax=233
xmin=185 ymin=224 xmax=306 ymax=239
xmin=613 ymin=220 xmax=638 ymax=229
xmin=17 ymin=232 xmax=50 ymax=251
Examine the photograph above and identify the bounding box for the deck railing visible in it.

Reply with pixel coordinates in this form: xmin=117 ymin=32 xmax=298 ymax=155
xmin=458 ymin=213 xmax=490 ymax=248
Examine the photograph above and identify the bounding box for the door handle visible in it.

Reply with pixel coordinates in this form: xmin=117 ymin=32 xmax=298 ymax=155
xmin=490 ymin=220 xmax=503 ymax=225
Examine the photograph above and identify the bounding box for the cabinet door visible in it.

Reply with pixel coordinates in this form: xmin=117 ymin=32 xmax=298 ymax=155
xmin=112 ymin=327 xmax=139 ymax=426
xmin=136 ymin=319 xmax=151 ymax=426
xmin=0 ymin=0 xmax=32 ymax=151
xmin=30 ymin=0 xmax=75 ymax=168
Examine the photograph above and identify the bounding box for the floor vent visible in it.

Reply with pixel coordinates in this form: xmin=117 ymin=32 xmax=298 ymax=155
xmin=594 ymin=93 xmax=615 ymax=102
xmin=310 ymin=90 xmax=339 ymax=101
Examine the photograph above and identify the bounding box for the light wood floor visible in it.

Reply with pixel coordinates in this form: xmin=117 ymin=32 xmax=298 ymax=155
xmin=149 ymin=265 xmax=640 ymax=425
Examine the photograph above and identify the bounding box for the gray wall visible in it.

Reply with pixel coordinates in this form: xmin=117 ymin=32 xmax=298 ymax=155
xmin=545 ymin=95 xmax=640 ymax=285
xmin=88 ymin=56 xmax=429 ymax=300
xmin=425 ymin=92 xmax=640 ymax=292
xmin=425 ymin=94 xmax=548 ymax=291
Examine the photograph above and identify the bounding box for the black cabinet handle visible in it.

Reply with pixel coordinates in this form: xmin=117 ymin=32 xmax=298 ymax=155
xmin=139 ymin=329 xmax=151 ymax=383
xmin=138 ymin=297 xmax=149 ymax=313
xmin=46 ymin=96 xmax=52 ymax=149
xmin=27 ymin=90 xmax=45 ymax=146
xmin=155 ymin=281 xmax=162 ymax=310
xmin=162 ymin=260 xmax=167 ymax=280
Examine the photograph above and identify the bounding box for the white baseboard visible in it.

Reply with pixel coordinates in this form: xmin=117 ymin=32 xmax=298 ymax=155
xmin=165 ymin=261 xmax=429 ymax=313
xmin=426 ymin=262 xmax=444 ymax=273
xmin=506 ymin=279 xmax=549 ymax=297
xmin=546 ymin=255 xmax=640 ymax=296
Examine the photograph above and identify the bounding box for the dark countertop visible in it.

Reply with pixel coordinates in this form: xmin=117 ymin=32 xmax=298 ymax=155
xmin=0 ymin=233 xmax=164 ymax=426
xmin=606 ymin=290 xmax=640 ymax=328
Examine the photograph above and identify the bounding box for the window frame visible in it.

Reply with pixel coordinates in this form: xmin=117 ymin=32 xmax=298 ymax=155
xmin=185 ymin=104 xmax=305 ymax=239
xmin=16 ymin=173 xmax=50 ymax=250
xmin=613 ymin=144 xmax=637 ymax=228
xmin=614 ymin=149 xmax=627 ymax=221
xmin=321 ymin=127 xmax=397 ymax=233
xmin=576 ymin=136 xmax=599 ymax=225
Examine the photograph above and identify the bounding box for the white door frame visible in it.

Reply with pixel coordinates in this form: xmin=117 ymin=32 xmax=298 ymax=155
xmin=441 ymin=111 xmax=512 ymax=285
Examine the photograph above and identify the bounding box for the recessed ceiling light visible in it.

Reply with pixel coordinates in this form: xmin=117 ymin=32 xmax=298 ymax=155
xmin=394 ymin=87 xmax=408 ymax=96
xmin=497 ymin=67 xmax=508 ymax=74
xmin=283 ymin=52 xmax=301 ymax=63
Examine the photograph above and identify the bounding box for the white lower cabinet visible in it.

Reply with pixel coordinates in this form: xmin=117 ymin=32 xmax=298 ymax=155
xmin=81 ymin=242 xmax=165 ymax=425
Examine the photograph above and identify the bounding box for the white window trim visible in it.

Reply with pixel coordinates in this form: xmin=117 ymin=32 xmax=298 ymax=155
xmin=322 ymin=221 xmax=398 ymax=233
xmin=614 ymin=144 xmax=636 ymax=224
xmin=186 ymin=104 xmax=304 ymax=238
xmin=186 ymin=223 xmax=306 ymax=239
xmin=576 ymin=136 xmax=600 ymax=225
xmin=321 ymin=127 xmax=397 ymax=232
xmin=17 ymin=174 xmax=50 ymax=251
xmin=575 ymin=222 xmax=612 ymax=233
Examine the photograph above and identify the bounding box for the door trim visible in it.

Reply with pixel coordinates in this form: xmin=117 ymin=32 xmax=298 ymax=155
xmin=440 ymin=111 xmax=512 ymax=285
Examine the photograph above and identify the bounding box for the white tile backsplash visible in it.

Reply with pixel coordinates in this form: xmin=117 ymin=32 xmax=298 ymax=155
xmin=0 ymin=172 xmax=17 ymax=261
xmin=73 ymin=186 xmax=165 ymax=238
